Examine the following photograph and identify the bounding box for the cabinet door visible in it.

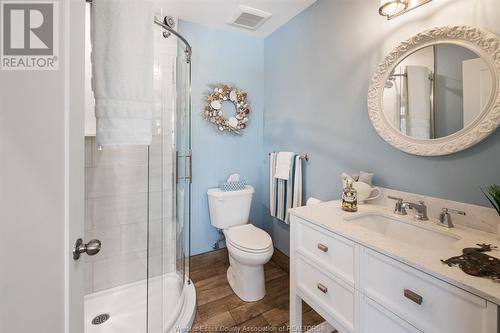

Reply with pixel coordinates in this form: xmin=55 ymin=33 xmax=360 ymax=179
xmin=359 ymin=295 xmax=422 ymax=333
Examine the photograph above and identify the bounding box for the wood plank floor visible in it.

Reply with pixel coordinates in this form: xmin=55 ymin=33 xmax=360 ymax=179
xmin=190 ymin=248 xmax=326 ymax=332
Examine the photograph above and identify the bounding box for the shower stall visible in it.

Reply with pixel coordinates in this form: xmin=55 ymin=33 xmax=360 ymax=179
xmin=83 ymin=3 xmax=195 ymax=332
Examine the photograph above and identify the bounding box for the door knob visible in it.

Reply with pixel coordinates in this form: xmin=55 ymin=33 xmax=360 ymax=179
xmin=73 ymin=238 xmax=101 ymax=260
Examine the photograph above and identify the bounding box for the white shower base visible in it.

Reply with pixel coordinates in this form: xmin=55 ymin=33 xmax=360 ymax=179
xmin=85 ymin=273 xmax=196 ymax=333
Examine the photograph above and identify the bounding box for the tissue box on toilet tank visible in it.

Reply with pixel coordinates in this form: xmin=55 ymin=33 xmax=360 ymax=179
xmin=220 ymin=180 xmax=247 ymax=191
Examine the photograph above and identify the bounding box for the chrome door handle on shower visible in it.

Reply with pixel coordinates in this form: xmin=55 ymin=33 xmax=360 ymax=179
xmin=176 ymin=150 xmax=192 ymax=184
xmin=73 ymin=238 xmax=101 ymax=260
xmin=186 ymin=150 xmax=192 ymax=184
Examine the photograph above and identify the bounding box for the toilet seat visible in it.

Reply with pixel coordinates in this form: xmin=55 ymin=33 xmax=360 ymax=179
xmin=225 ymin=224 xmax=273 ymax=253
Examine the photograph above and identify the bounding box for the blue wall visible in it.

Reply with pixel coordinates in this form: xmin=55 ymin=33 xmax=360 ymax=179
xmin=179 ymin=21 xmax=264 ymax=255
xmin=263 ymin=0 xmax=500 ymax=255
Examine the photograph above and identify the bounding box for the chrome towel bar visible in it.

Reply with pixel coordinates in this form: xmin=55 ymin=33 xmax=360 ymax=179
xmin=268 ymin=152 xmax=309 ymax=162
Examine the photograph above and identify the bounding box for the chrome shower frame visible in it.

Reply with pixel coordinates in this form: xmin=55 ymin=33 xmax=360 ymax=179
xmin=154 ymin=16 xmax=192 ymax=63
xmin=85 ymin=0 xmax=192 ymax=63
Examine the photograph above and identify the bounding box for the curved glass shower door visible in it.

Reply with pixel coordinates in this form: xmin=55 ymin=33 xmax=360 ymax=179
xmin=83 ymin=6 xmax=193 ymax=332
xmin=174 ymin=38 xmax=192 ymax=288
xmin=146 ymin=29 xmax=192 ymax=333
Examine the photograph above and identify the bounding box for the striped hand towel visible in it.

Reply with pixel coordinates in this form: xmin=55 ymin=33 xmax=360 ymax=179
xmin=269 ymin=152 xmax=303 ymax=223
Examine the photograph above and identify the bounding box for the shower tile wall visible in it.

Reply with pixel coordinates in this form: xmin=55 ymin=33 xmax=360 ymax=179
xmin=84 ymin=137 xmax=155 ymax=294
xmin=84 ymin=14 xmax=178 ymax=295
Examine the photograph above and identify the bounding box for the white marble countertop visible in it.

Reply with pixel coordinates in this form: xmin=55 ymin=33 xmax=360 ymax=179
xmin=290 ymin=201 xmax=500 ymax=305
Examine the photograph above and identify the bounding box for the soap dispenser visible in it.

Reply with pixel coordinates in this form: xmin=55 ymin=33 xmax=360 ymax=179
xmin=342 ymin=179 xmax=358 ymax=212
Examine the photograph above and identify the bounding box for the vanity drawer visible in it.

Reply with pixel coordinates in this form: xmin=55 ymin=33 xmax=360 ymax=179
xmin=361 ymin=248 xmax=497 ymax=333
xmin=359 ymin=294 xmax=422 ymax=333
xmin=296 ymin=256 xmax=355 ymax=332
xmin=296 ymin=219 xmax=355 ymax=285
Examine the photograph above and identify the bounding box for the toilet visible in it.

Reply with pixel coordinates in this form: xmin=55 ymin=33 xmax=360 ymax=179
xmin=207 ymin=185 xmax=274 ymax=302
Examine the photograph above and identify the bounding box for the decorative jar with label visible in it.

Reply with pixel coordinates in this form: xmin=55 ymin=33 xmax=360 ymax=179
xmin=342 ymin=180 xmax=358 ymax=212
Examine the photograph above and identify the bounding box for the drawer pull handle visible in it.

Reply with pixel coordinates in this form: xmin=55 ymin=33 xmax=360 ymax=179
xmin=317 ymin=243 xmax=329 ymax=252
xmin=317 ymin=283 xmax=328 ymax=294
xmin=404 ymin=289 xmax=423 ymax=305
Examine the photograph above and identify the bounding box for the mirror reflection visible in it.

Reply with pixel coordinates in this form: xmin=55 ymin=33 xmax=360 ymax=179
xmin=383 ymin=43 xmax=493 ymax=139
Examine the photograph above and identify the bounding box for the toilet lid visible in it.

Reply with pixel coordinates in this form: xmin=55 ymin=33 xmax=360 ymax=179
xmin=226 ymin=224 xmax=273 ymax=252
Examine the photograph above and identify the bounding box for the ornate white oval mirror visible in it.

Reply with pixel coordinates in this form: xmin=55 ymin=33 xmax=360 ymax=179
xmin=368 ymin=26 xmax=500 ymax=156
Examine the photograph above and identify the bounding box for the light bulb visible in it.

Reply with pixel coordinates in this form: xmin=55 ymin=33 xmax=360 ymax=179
xmin=379 ymin=0 xmax=409 ymax=17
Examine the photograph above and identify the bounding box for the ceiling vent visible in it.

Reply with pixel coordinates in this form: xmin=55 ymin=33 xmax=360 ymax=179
xmin=228 ymin=5 xmax=272 ymax=30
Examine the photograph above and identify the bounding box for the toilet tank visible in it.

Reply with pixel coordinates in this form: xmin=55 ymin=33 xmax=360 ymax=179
xmin=207 ymin=185 xmax=254 ymax=229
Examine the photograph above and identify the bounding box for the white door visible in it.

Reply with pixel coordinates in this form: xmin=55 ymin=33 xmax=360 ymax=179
xmin=0 ymin=1 xmax=86 ymax=332
xmin=462 ymin=57 xmax=492 ymax=127
xmin=84 ymin=3 xmax=96 ymax=137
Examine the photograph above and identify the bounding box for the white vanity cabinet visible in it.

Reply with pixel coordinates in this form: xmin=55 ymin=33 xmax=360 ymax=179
xmin=290 ymin=216 xmax=499 ymax=333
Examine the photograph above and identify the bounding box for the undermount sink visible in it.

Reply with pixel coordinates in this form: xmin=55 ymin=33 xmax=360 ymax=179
xmin=346 ymin=213 xmax=460 ymax=250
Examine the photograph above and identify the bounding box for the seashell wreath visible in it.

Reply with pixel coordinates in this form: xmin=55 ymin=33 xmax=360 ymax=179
xmin=204 ymin=84 xmax=250 ymax=134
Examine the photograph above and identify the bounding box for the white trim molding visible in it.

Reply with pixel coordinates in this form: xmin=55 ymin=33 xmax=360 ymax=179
xmin=368 ymin=26 xmax=500 ymax=156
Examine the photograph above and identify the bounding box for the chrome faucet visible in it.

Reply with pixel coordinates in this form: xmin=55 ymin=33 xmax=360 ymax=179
xmin=403 ymin=200 xmax=428 ymax=221
xmin=388 ymin=196 xmax=407 ymax=215
xmin=388 ymin=196 xmax=428 ymax=221
xmin=437 ymin=208 xmax=466 ymax=228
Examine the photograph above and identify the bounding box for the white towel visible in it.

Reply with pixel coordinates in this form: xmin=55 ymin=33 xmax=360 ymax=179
xmin=292 ymin=155 xmax=302 ymax=208
xmin=270 ymin=153 xmax=303 ymax=224
xmin=405 ymin=65 xmax=432 ymax=139
xmin=274 ymin=152 xmax=294 ymax=180
xmin=277 ymin=180 xmax=286 ymax=220
xmin=306 ymin=197 xmax=322 ymax=206
xmin=285 ymin=155 xmax=303 ymax=222
xmin=92 ymin=0 xmax=154 ymax=146
xmin=269 ymin=153 xmax=277 ymax=217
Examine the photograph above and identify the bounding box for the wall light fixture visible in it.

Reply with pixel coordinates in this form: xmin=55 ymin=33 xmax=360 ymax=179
xmin=379 ymin=0 xmax=432 ymax=20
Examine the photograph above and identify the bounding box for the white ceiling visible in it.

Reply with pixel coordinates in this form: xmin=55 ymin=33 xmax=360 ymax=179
xmin=164 ymin=0 xmax=318 ymax=38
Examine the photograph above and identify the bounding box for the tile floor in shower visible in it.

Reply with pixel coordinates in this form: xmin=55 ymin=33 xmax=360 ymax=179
xmin=190 ymin=248 xmax=329 ymax=332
